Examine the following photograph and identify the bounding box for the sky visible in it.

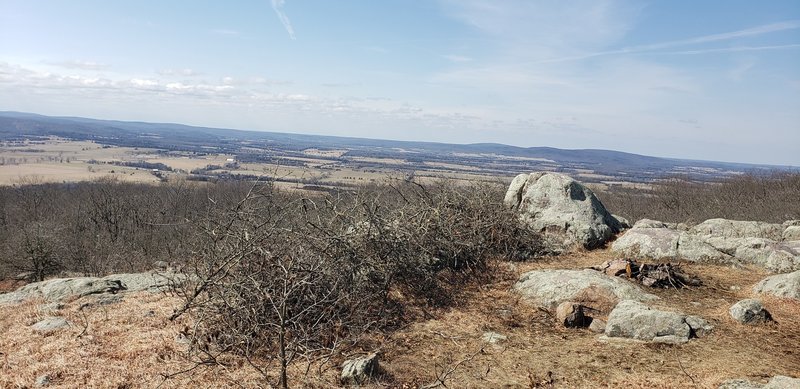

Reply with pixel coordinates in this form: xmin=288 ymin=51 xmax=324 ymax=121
xmin=1 ymin=1 xmax=799 ymax=166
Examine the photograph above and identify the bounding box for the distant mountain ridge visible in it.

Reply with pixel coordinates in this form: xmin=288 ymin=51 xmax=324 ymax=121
xmin=0 ymin=111 xmax=795 ymax=182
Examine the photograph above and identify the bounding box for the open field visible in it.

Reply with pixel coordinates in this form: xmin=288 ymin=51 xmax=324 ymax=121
xmin=1 ymin=250 xmax=797 ymax=388
xmin=4 ymin=112 xmax=795 ymax=189
xmin=0 ymin=138 xmax=515 ymax=188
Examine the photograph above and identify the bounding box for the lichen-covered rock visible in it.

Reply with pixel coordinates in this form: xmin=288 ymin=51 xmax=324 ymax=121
xmin=604 ymin=300 xmax=712 ymax=343
xmin=753 ymin=271 xmax=800 ymax=300
xmin=719 ymin=376 xmax=800 ymax=389
xmin=514 ymin=269 xmax=657 ymax=312
xmin=729 ymin=299 xmax=773 ymax=324
xmin=31 ymin=317 xmax=71 ymax=333
xmin=783 ymin=226 xmax=800 ymax=241
xmin=0 ymin=272 xmax=182 ymax=305
xmin=632 ymin=219 xmax=669 ymax=229
xmin=504 ymin=172 xmax=623 ymax=249
xmin=612 ymin=219 xmax=800 ymax=272
xmin=612 ymin=226 xmax=730 ymax=262
xmin=341 ymin=353 xmax=379 ymax=384
xmin=691 ymin=219 xmax=784 ymax=240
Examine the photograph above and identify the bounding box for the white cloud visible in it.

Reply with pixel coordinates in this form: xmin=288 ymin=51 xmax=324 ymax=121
xmin=271 ymin=0 xmax=296 ymax=40
xmin=157 ymin=68 xmax=200 ymax=77
xmin=42 ymin=60 xmax=110 ymax=70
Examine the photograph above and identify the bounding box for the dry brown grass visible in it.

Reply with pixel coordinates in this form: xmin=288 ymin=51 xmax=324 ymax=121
xmin=382 ymin=250 xmax=800 ymax=388
xmin=1 ymin=250 xmax=798 ymax=388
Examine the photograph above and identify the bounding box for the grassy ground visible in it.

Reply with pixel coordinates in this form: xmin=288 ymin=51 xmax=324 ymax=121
xmin=1 ymin=249 xmax=798 ymax=388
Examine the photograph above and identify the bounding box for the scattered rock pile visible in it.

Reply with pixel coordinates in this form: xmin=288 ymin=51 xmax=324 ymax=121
xmin=612 ymin=218 xmax=800 ymax=272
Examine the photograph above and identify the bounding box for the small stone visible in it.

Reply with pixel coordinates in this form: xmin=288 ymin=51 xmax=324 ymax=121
xmin=341 ymin=353 xmax=379 ymax=384
xmin=718 ymin=379 xmax=762 ymax=389
xmin=588 ymin=318 xmax=606 ymax=333
xmin=729 ymin=299 xmax=773 ymax=325
xmin=144 ymin=310 xmax=156 ymax=317
xmin=555 ymin=301 xmax=591 ymax=328
xmin=175 ymin=333 xmax=190 ymax=344
xmin=685 ymin=315 xmax=714 ymax=338
xmin=481 ymin=331 xmax=507 ymax=344
xmin=31 ymin=317 xmax=71 ymax=333
xmin=35 ymin=374 xmax=51 ymax=387
xmin=153 ymin=260 xmax=169 ymax=271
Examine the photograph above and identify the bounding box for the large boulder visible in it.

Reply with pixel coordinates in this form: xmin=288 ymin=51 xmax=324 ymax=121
xmin=514 ymin=269 xmax=657 ymax=312
xmin=0 ymin=272 xmax=180 ymax=305
xmin=753 ymin=271 xmax=800 ymax=300
xmin=604 ymin=300 xmax=712 ymax=344
xmin=504 ymin=172 xmax=623 ymax=249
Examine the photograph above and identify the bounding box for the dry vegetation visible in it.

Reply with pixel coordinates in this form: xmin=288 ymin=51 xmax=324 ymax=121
xmin=1 ymin=172 xmax=800 ymax=388
xmin=1 ymin=251 xmax=798 ymax=388
xmin=598 ymin=172 xmax=800 ymax=224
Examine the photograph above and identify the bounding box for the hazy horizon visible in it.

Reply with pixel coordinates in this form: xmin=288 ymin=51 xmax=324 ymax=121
xmin=1 ymin=1 xmax=799 ymax=165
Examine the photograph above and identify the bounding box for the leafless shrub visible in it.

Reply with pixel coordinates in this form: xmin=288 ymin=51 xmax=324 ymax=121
xmin=170 ymin=178 xmax=544 ymax=387
xmin=598 ymin=172 xmax=800 ymax=224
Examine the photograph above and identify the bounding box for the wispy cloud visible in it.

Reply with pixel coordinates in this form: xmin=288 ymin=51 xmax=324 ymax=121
xmin=442 ymin=54 xmax=473 ymax=63
xmin=271 ymin=0 xmax=296 ymax=40
xmin=532 ymin=21 xmax=800 ymax=64
xmin=211 ymin=28 xmax=240 ymax=36
xmin=43 ymin=60 xmax=110 ymax=70
xmin=656 ymin=44 xmax=800 ymax=56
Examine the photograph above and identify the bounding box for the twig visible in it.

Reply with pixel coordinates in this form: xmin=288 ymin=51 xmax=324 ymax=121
xmin=75 ymin=310 xmax=89 ymax=339
xmin=677 ymin=357 xmax=696 ymax=387
xmin=421 ymin=347 xmax=484 ymax=389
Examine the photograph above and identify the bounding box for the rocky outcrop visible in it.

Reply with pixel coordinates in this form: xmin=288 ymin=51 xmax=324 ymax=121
xmin=0 ymin=272 xmax=181 ymax=305
xmin=753 ymin=271 xmax=800 ymax=299
xmin=691 ymin=219 xmax=784 ymax=240
xmin=604 ymin=300 xmax=712 ymax=344
xmin=729 ymin=299 xmax=773 ymax=324
xmin=505 ymin=172 xmax=624 ymax=250
xmin=514 ymin=269 xmax=657 ymax=313
xmin=612 ymin=218 xmax=800 ymax=272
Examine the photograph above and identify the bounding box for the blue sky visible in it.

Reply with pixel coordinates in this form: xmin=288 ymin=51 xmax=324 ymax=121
xmin=1 ymin=0 xmax=798 ymax=165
